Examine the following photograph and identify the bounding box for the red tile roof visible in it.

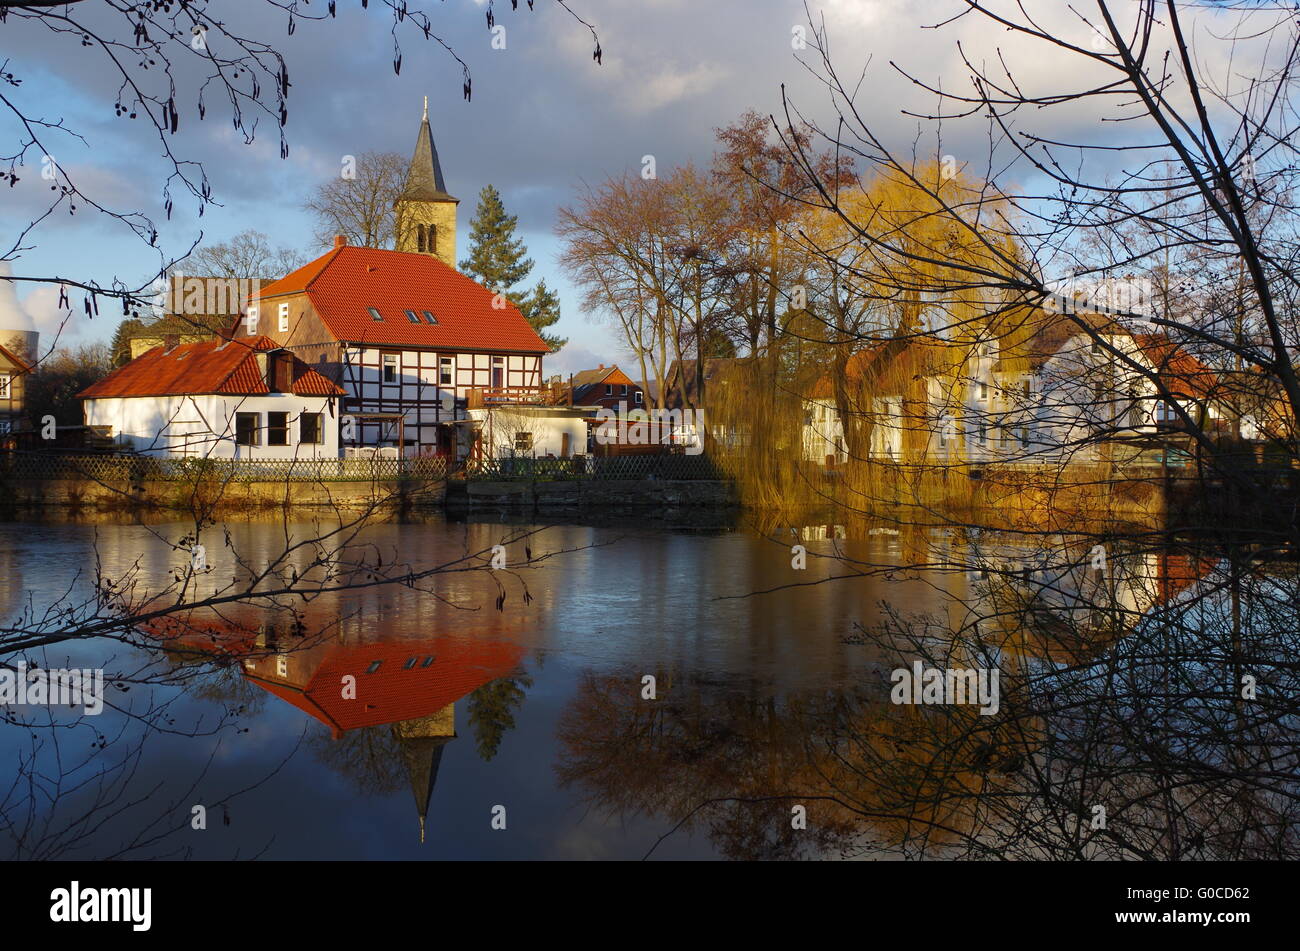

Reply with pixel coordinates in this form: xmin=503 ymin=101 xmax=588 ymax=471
xmin=143 ymin=613 xmax=527 ymax=738
xmin=806 ymin=344 xmax=894 ymax=399
xmin=78 ymin=336 xmax=345 ymax=399
xmin=0 ymin=342 xmax=33 ymax=373
xmin=253 ymin=245 xmax=550 ymax=354
xmin=247 ymin=636 xmax=526 ymax=737
xmin=1133 ymin=334 xmax=1220 ymax=402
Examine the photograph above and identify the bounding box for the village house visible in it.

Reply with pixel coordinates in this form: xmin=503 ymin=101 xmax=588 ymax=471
xmin=801 ymin=302 xmax=1248 ymax=469
xmin=568 ymin=364 xmax=646 ymax=410
xmin=78 ymin=335 xmax=345 ymax=458
xmin=248 ymin=104 xmax=550 ymax=460
xmin=0 ymin=338 xmax=34 ymax=437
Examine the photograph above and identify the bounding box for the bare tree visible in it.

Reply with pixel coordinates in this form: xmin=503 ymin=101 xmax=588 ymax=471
xmin=305 ymin=150 xmax=407 ymax=251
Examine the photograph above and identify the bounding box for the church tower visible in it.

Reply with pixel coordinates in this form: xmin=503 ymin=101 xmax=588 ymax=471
xmin=394 ymin=97 xmax=459 ymax=269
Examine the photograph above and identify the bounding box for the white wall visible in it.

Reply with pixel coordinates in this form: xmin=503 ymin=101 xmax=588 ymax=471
xmin=84 ymin=393 xmax=340 ymax=458
xmin=468 ymin=407 xmax=587 ymax=459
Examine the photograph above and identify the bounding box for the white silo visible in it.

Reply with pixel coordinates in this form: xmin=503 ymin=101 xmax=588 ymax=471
xmin=0 ymin=262 xmax=39 ymax=363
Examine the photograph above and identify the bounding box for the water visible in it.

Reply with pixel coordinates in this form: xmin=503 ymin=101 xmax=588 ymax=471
xmin=0 ymin=514 xmax=1289 ymax=860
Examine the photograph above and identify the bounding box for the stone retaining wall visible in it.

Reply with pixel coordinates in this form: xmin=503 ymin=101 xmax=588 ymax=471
xmin=445 ymin=479 xmax=738 ymax=513
xmin=0 ymin=476 xmax=446 ymax=513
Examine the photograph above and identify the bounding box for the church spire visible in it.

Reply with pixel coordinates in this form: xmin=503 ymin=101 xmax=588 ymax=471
xmin=399 ymin=100 xmax=453 ymax=203
xmin=395 ymin=98 xmax=459 ymax=267
xmin=393 ymin=706 xmax=457 ymax=844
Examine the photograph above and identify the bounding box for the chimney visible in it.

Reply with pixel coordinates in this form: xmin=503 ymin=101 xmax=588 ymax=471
xmin=333 ymin=235 xmax=348 ymax=249
xmin=598 ymin=363 xmax=604 ymax=370
xmin=163 ymin=333 xmax=180 ymax=352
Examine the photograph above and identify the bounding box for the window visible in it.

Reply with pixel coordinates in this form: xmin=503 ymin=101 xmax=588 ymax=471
xmin=621 ymin=384 xmax=628 ymax=396
xmin=382 ymin=353 xmax=398 ymax=383
xmin=978 ymin=381 xmax=988 ymax=400
xmin=365 ymin=660 xmax=382 ymax=674
xmin=423 ymin=311 xmax=438 ymax=325
xmin=276 ymin=655 xmax=288 ymax=678
xmin=439 ymin=357 xmax=454 ymax=386
xmin=515 ymin=432 xmax=533 ymax=453
xmin=267 ymin=412 xmax=289 ymax=446
xmin=492 ymin=356 xmax=504 ymax=389
xmin=235 ymin=412 xmax=260 ymax=446
xmin=634 ymin=390 xmax=643 ymax=405
xmin=1020 ymin=426 xmax=1030 ymax=448
xmin=246 ymin=306 xmax=259 ymax=335
xmin=368 ymin=307 xmax=383 ymax=322
xmin=0 ymin=373 xmax=10 ymax=398
xmin=278 ymin=302 xmax=289 ymax=333
xmin=405 ymin=309 xmax=420 ymax=323
xmin=605 ymin=384 xmax=613 ymax=396
xmin=403 ymin=656 xmax=418 ymax=670
xmin=300 ymin=412 xmax=323 ymax=444
xmin=1092 ymin=336 xmax=1103 ymax=353
xmin=420 ymin=655 xmax=435 ymax=668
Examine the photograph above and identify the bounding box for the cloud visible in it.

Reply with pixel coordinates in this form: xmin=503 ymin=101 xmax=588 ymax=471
xmin=545 ymin=343 xmax=614 ymax=376
xmin=22 ymin=283 xmax=84 ymax=347
xmin=3 ymin=0 xmax=1280 ymax=351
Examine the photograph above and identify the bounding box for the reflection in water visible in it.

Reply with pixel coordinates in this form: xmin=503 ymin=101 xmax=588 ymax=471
xmin=1 ymin=515 xmax=1296 ymax=859
xmin=154 ymin=610 xmax=527 ymax=843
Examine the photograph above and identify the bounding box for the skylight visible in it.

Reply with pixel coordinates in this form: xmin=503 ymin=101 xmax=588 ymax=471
xmin=405 ymin=309 xmax=420 ymax=323
xmin=368 ymin=307 xmax=383 ymax=322
xmin=423 ymin=311 xmax=438 ymax=324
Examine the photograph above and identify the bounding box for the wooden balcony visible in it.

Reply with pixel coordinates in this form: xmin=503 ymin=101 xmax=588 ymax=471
xmin=466 ymin=386 xmax=549 ymax=409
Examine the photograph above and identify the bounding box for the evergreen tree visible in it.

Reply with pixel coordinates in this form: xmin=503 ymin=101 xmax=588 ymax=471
xmin=466 ymin=673 xmax=533 ymax=762
xmin=516 ymin=279 xmax=565 ymax=352
xmin=459 ymin=185 xmax=567 ymax=351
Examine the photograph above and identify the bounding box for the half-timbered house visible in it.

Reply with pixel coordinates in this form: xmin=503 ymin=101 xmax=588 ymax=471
xmin=247 ymin=105 xmax=550 ymax=458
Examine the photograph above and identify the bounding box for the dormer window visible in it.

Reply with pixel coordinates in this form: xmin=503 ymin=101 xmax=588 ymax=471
xmin=368 ymin=307 xmax=383 ymax=322
xmin=405 ymin=309 xmax=420 ymax=324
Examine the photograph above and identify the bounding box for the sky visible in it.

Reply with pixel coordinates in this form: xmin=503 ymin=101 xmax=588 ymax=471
xmin=0 ymin=0 xmax=1272 ymax=374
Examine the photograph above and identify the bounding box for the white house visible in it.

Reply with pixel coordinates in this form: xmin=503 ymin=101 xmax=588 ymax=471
xmin=467 ymin=403 xmax=589 ymax=461
xmin=79 ymin=335 xmax=345 ymax=458
xmin=800 ymin=311 xmax=1246 ymax=468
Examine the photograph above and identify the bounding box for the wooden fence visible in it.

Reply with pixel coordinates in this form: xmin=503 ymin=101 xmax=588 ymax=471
xmin=0 ymin=451 xmax=725 ymax=484
xmin=0 ymin=452 xmax=449 ymax=484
